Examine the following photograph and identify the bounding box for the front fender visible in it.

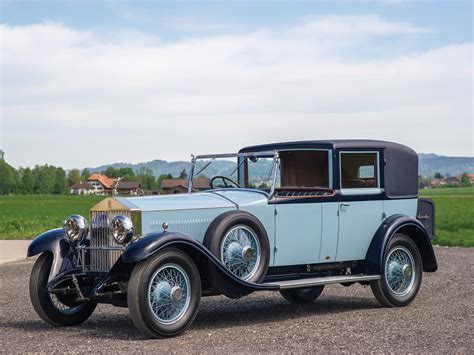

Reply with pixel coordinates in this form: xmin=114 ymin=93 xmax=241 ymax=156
xmin=27 ymin=228 xmax=78 ymax=282
xmin=366 ymin=214 xmax=438 ymax=275
xmin=122 ymin=231 xmax=277 ymax=298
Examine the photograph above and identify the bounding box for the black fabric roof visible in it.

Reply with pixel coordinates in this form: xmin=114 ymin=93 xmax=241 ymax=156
xmin=239 ymin=139 xmax=415 ymax=154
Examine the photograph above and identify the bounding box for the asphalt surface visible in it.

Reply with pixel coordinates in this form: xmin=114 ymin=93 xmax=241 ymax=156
xmin=1 ymin=246 xmax=472 ymax=353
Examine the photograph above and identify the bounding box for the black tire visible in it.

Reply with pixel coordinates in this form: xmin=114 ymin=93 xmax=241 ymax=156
xmin=280 ymin=286 xmax=325 ymax=304
xmin=370 ymin=233 xmax=423 ymax=307
xmin=29 ymin=253 xmax=97 ymax=327
xmin=127 ymin=248 xmax=201 ymax=338
xmin=203 ymin=211 xmax=270 ymax=283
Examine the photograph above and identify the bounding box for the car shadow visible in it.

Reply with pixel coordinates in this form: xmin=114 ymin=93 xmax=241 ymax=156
xmin=4 ymin=294 xmax=381 ymax=340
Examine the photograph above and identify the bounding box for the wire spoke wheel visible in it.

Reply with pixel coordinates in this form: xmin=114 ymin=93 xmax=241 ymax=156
xmin=220 ymin=225 xmax=261 ymax=280
xmin=147 ymin=264 xmax=191 ymax=324
xmin=48 ymin=293 xmax=83 ymax=314
xmin=385 ymin=246 xmax=416 ymax=296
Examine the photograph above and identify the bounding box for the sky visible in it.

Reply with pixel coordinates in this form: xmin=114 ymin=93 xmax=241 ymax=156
xmin=1 ymin=0 xmax=473 ymax=169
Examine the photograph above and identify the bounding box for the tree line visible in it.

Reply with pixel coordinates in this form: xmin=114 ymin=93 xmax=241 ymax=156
xmin=0 ymin=159 xmax=189 ymax=195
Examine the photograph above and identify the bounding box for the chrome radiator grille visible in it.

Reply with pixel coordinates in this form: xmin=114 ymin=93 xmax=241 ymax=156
xmin=89 ymin=210 xmax=129 ymax=272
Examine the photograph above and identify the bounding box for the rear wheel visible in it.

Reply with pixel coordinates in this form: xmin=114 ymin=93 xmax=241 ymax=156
xmin=371 ymin=234 xmax=422 ymax=307
xmin=280 ymin=286 xmax=325 ymax=304
xmin=29 ymin=253 xmax=97 ymax=326
xmin=127 ymin=248 xmax=201 ymax=338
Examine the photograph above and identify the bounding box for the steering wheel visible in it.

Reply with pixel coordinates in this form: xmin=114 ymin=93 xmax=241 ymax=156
xmin=210 ymin=176 xmax=241 ymax=189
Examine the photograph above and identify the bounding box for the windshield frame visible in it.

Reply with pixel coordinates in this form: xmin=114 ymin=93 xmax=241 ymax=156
xmin=188 ymin=151 xmax=279 ymax=197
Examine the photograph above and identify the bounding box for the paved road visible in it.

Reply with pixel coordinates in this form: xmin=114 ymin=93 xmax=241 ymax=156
xmin=0 ymin=246 xmax=472 ymax=353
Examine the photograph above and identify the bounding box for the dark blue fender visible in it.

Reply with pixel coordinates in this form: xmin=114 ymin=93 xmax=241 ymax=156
xmin=27 ymin=228 xmax=78 ymax=282
xmin=366 ymin=214 xmax=438 ymax=275
xmin=122 ymin=231 xmax=278 ymax=298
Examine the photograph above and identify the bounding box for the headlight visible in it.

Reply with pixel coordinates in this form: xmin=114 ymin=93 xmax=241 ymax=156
xmin=63 ymin=214 xmax=88 ymax=242
xmin=110 ymin=215 xmax=134 ymax=244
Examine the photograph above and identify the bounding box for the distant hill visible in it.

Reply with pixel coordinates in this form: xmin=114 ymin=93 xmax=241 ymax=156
xmin=88 ymin=153 xmax=474 ymax=179
xmin=418 ymin=154 xmax=474 ymax=177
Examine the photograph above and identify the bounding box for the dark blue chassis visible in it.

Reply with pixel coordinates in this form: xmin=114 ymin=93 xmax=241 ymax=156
xmin=27 ymin=215 xmax=437 ymax=305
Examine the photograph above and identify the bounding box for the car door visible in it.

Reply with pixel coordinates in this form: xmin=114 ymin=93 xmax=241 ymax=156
xmin=274 ymin=203 xmax=323 ymax=266
xmin=335 ymin=151 xmax=384 ymax=262
xmin=272 ymin=149 xmax=335 ymax=266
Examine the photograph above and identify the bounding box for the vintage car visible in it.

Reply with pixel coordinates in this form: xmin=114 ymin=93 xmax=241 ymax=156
xmin=28 ymin=140 xmax=437 ymax=338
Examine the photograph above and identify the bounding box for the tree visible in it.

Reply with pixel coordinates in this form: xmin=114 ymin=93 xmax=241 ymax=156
xmin=460 ymin=173 xmax=472 ymax=187
xmin=53 ymin=168 xmax=67 ymax=194
xmin=67 ymin=169 xmax=81 ymax=186
xmin=21 ymin=168 xmax=35 ymax=194
xmin=81 ymin=168 xmax=90 ymax=180
xmin=136 ymin=167 xmax=156 ymax=190
xmin=103 ymin=167 xmax=119 ymax=179
xmin=434 ymin=172 xmax=444 ymax=179
xmin=119 ymin=167 xmax=135 ymax=181
xmin=0 ymin=160 xmax=16 ymax=194
xmin=36 ymin=165 xmax=56 ymax=194
xmin=179 ymin=169 xmax=188 ymax=179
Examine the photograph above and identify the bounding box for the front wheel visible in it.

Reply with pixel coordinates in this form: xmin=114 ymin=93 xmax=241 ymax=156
xmin=370 ymin=233 xmax=422 ymax=307
xmin=280 ymin=286 xmax=325 ymax=304
xmin=29 ymin=253 xmax=97 ymax=326
xmin=127 ymin=248 xmax=201 ymax=338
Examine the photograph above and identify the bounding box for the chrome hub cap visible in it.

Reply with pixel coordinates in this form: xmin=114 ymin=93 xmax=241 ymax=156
xmin=148 ymin=264 xmax=191 ymax=324
xmin=221 ymin=225 xmax=261 ymax=280
xmin=385 ymin=246 xmax=416 ymax=296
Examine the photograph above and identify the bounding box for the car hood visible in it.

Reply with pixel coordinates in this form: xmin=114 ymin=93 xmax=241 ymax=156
xmin=114 ymin=189 xmax=268 ymax=212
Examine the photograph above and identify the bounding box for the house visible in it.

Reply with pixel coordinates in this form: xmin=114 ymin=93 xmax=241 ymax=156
xmin=469 ymin=174 xmax=474 ymax=183
xmin=70 ymin=181 xmax=94 ymax=195
xmin=87 ymin=173 xmax=115 ymax=195
xmin=430 ymin=178 xmax=446 ymax=188
xmin=445 ymin=176 xmax=460 ymax=185
xmin=116 ymin=181 xmax=142 ymax=196
xmin=161 ymin=178 xmax=210 ymax=194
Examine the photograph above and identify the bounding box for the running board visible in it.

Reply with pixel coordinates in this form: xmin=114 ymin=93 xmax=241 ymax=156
xmin=262 ymin=274 xmax=381 ymax=289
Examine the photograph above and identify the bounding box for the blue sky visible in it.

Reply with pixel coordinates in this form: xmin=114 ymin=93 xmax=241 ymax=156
xmin=1 ymin=1 xmax=473 ymax=168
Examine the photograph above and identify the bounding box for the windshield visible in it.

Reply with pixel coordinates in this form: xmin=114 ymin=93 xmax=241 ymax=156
xmin=190 ymin=152 xmax=279 ymax=193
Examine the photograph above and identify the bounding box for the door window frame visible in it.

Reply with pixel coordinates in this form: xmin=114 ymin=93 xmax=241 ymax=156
xmin=338 ymin=150 xmax=381 ymax=196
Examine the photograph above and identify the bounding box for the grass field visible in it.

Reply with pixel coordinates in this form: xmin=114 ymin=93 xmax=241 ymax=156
xmin=0 ymin=195 xmax=104 ymax=239
xmin=0 ymin=189 xmax=473 ymax=246
xmin=419 ymin=187 xmax=474 ymax=247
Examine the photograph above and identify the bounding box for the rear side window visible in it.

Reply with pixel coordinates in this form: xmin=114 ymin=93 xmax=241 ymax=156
xmin=340 ymin=152 xmax=379 ymax=189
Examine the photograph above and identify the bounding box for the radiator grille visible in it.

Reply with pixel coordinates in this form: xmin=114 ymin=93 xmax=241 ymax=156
xmin=89 ymin=210 xmax=129 ymax=272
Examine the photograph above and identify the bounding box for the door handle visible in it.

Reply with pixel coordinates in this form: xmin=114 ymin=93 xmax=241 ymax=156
xmin=340 ymin=203 xmax=350 ymax=211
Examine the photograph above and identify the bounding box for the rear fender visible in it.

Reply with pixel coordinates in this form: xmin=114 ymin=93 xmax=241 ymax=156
xmin=365 ymin=214 xmax=438 ymax=274
xmin=122 ymin=231 xmax=277 ymax=298
xmin=27 ymin=228 xmax=78 ymax=282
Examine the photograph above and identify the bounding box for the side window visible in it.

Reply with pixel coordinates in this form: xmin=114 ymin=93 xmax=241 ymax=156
xmin=340 ymin=152 xmax=379 ymax=189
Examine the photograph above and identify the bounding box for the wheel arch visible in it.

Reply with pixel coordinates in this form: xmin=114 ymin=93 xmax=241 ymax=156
xmin=27 ymin=228 xmax=78 ymax=282
xmin=121 ymin=231 xmax=277 ymax=298
xmin=365 ymin=214 xmax=438 ymax=274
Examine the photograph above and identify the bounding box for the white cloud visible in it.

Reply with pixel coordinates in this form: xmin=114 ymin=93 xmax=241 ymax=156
xmin=0 ymin=15 xmax=472 ymax=169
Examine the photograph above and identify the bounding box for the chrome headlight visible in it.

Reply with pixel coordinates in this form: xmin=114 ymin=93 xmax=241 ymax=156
xmin=110 ymin=215 xmax=134 ymax=244
xmin=63 ymin=214 xmax=89 ymax=242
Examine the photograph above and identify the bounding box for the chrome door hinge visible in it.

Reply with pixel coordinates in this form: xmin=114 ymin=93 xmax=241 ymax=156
xmin=382 ymin=212 xmax=387 ymax=220
xmin=274 ymin=245 xmax=278 ymax=253
xmin=274 ymin=208 xmax=278 ymax=216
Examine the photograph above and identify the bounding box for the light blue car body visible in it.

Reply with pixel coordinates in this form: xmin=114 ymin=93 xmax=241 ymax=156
xmin=117 ymin=189 xmax=417 ymax=268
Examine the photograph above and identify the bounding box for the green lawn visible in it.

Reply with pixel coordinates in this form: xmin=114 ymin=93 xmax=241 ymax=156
xmin=0 ymin=195 xmax=104 ymax=239
xmin=420 ymin=187 xmax=474 ymax=247
xmin=0 ymin=190 xmax=472 ymax=247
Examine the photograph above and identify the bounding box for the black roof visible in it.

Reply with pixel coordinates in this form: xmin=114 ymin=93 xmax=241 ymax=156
xmin=240 ymin=140 xmax=418 ymax=198
xmin=239 ymin=139 xmax=415 ymax=155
